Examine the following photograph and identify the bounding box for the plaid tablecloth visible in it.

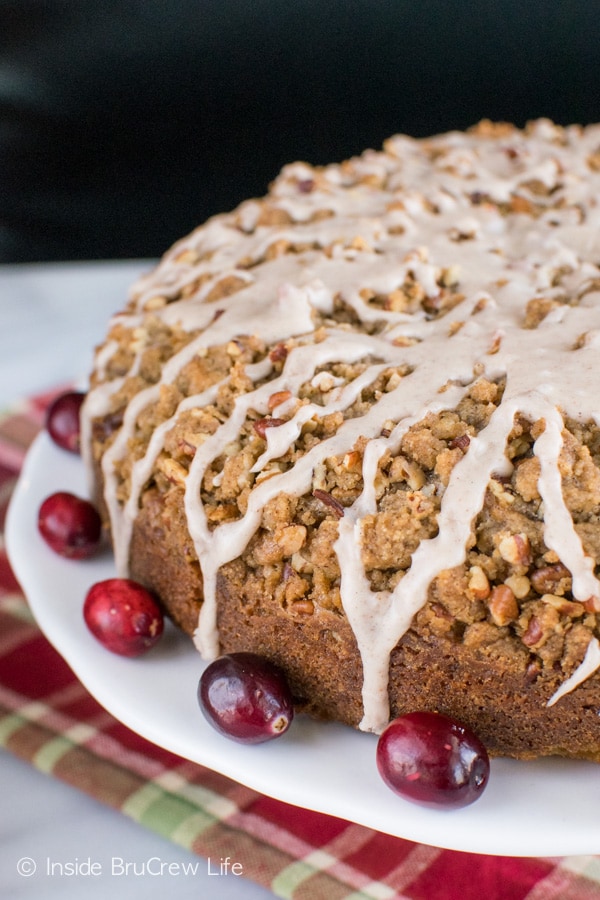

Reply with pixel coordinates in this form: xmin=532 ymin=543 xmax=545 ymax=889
xmin=2 ymin=391 xmax=600 ymax=900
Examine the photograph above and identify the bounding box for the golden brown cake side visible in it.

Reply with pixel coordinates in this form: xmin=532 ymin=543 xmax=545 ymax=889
xmin=82 ymin=119 xmax=600 ymax=758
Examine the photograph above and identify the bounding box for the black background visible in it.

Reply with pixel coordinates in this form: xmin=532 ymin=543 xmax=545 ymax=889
xmin=1 ymin=1 xmax=598 ymax=262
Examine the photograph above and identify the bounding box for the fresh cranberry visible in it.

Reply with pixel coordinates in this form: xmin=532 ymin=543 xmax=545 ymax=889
xmin=37 ymin=491 xmax=102 ymax=559
xmin=376 ymin=711 xmax=490 ymax=808
xmin=45 ymin=390 xmax=85 ymax=453
xmin=83 ymin=578 xmax=164 ymax=657
xmin=198 ymin=652 xmax=294 ymax=744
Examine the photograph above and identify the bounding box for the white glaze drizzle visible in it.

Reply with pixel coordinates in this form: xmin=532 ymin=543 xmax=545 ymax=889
xmin=547 ymin=637 xmax=600 ymax=707
xmin=81 ymin=120 xmax=600 ymax=727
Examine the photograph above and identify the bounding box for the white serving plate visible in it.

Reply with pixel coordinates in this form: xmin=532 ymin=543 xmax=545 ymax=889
xmin=6 ymin=431 xmax=600 ymax=857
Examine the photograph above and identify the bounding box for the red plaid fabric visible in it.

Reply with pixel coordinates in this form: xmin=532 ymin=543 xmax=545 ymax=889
xmin=2 ymin=390 xmax=600 ymax=899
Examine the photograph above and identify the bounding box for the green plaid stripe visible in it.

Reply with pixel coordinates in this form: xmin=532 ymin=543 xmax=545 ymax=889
xmin=123 ymin=781 xmax=216 ymax=839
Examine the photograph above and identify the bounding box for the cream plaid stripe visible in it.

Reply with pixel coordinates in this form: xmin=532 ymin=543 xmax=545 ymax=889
xmin=561 ymin=858 xmax=600 ymax=882
xmin=0 ymin=589 xmax=36 ymax=623
xmin=0 ymin=603 xmax=38 ymax=655
xmin=272 ymin=856 xmax=399 ymax=900
xmin=523 ymin=864 xmax=600 ymax=900
xmin=377 ymin=844 xmax=443 ymax=895
xmin=229 ymin=811 xmax=379 ymax=890
xmin=0 ymin=680 xmax=107 ymax=731
xmin=270 ymin=825 xmax=426 ymax=900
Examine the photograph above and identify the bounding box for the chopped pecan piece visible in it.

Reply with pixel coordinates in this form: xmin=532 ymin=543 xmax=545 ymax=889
xmin=488 ymin=585 xmax=518 ymax=626
xmin=312 ymin=489 xmax=345 ymax=518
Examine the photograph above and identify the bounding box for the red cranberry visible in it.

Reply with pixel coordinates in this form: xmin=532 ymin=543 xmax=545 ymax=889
xmin=198 ymin=652 xmax=294 ymax=744
xmin=45 ymin=390 xmax=86 ymax=453
xmin=376 ymin=711 xmax=490 ymax=808
xmin=38 ymin=491 xmax=102 ymax=559
xmin=83 ymin=578 xmax=164 ymax=657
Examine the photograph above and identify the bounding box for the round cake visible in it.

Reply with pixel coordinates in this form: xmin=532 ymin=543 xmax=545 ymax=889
xmin=82 ymin=119 xmax=600 ymax=760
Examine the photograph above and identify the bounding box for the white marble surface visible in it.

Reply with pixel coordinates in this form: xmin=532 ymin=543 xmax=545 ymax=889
xmin=0 ymin=260 xmax=151 ymax=406
xmin=0 ymin=261 xmax=275 ymax=899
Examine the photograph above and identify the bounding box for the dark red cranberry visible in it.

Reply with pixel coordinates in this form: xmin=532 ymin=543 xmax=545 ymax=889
xmin=37 ymin=492 xmax=102 ymax=559
xmin=376 ymin=711 xmax=490 ymax=808
xmin=45 ymin=391 xmax=86 ymax=453
xmin=198 ymin=652 xmax=294 ymax=744
xmin=83 ymin=578 xmax=164 ymax=657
